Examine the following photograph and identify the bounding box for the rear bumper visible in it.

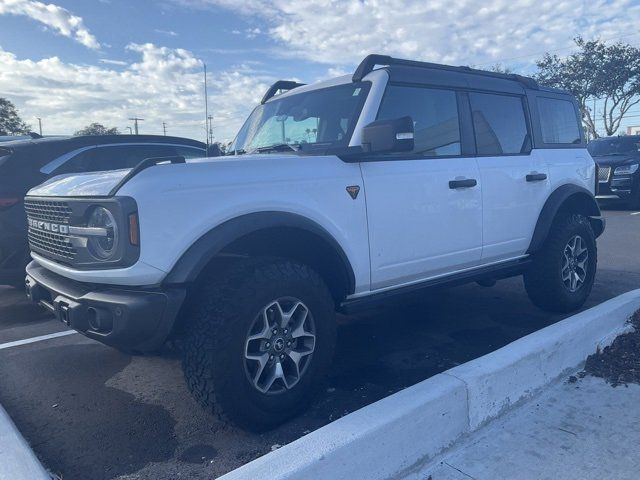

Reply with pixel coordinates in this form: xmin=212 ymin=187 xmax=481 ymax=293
xmin=25 ymin=261 xmax=186 ymax=352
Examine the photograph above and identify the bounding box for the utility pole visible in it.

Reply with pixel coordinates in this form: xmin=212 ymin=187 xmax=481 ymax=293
xmin=593 ymin=97 xmax=597 ymax=139
xmin=204 ymin=62 xmax=210 ymax=148
xmin=36 ymin=117 xmax=42 ymax=136
xmin=207 ymin=115 xmax=213 ymax=145
xmin=128 ymin=117 xmax=144 ymax=135
xmin=162 ymin=122 xmax=167 ymax=136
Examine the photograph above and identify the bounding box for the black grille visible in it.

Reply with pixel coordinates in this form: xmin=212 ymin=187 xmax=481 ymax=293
xmin=24 ymin=199 xmax=72 ymax=223
xmin=25 ymin=199 xmax=76 ymax=261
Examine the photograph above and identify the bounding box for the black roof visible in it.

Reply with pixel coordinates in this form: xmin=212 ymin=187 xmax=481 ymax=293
xmin=262 ymin=54 xmax=571 ymax=104
xmin=353 ymin=54 xmax=571 ymax=96
xmin=2 ymin=134 xmax=206 ymax=149
xmin=593 ymin=134 xmax=640 ymax=140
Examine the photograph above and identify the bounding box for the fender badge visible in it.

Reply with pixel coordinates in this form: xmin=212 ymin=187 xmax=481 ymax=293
xmin=346 ymin=185 xmax=360 ymax=200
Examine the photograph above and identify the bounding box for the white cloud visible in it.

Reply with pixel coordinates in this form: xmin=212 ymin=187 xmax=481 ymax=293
xmin=0 ymin=44 xmax=272 ymax=141
xmin=99 ymin=58 xmax=128 ymax=66
xmin=154 ymin=28 xmax=178 ymax=37
xmin=179 ymin=0 xmax=640 ymax=69
xmin=0 ymin=0 xmax=101 ymax=49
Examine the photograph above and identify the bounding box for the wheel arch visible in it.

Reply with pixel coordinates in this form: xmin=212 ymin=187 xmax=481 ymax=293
xmin=164 ymin=211 xmax=356 ymax=302
xmin=527 ymin=184 xmax=603 ymax=254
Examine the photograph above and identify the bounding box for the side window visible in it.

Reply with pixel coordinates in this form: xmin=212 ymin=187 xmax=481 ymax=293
xmin=174 ymin=146 xmax=206 ymax=159
xmin=537 ymin=97 xmax=581 ymax=144
xmin=469 ymin=93 xmax=529 ymax=155
xmin=377 ymin=85 xmax=461 ymax=156
xmin=54 ymin=148 xmax=96 ymax=174
xmin=84 ymin=145 xmax=175 ymax=172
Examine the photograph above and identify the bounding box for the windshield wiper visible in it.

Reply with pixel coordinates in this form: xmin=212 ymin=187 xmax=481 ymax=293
xmin=248 ymin=143 xmax=302 ymax=154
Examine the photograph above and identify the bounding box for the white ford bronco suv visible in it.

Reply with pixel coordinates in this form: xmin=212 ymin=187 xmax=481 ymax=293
xmin=25 ymin=55 xmax=604 ymax=430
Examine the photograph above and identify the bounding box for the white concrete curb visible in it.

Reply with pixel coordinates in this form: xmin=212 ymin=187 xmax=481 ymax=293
xmin=219 ymin=289 xmax=640 ymax=480
xmin=0 ymin=404 xmax=50 ymax=480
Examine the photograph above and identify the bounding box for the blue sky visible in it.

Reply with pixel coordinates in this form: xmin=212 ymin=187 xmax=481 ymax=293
xmin=1 ymin=0 xmax=640 ymax=142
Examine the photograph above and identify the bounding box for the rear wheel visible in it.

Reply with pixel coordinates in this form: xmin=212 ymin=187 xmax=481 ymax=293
xmin=181 ymin=257 xmax=336 ymax=431
xmin=524 ymin=214 xmax=597 ymax=313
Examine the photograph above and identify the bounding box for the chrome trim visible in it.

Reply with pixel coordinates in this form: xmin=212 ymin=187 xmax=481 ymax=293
xmin=598 ymin=166 xmax=611 ymax=183
xmin=68 ymin=226 xmax=109 ymax=237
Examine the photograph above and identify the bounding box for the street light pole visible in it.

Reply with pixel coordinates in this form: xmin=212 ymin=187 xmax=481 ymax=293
xmin=204 ymin=62 xmax=210 ymax=149
xmin=36 ymin=117 xmax=42 ymax=136
xmin=126 ymin=127 xmax=133 ymax=135
xmin=128 ymin=117 xmax=144 ymax=135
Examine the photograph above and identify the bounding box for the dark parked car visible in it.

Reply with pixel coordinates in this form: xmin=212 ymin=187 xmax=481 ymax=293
xmin=589 ymin=135 xmax=640 ymax=208
xmin=0 ymin=135 xmax=206 ymax=286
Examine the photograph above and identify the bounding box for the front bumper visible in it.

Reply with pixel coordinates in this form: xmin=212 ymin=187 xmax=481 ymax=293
xmin=597 ymin=174 xmax=638 ymax=200
xmin=25 ymin=261 xmax=185 ymax=352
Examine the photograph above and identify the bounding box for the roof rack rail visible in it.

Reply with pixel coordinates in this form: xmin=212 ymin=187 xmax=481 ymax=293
xmin=352 ymin=54 xmax=538 ymax=89
xmin=261 ymin=80 xmax=306 ymax=104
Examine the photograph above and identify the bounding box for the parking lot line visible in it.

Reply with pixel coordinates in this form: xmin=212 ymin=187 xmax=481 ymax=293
xmin=0 ymin=330 xmax=77 ymax=351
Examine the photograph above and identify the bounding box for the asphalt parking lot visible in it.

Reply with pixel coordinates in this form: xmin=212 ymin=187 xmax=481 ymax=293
xmin=1 ymin=205 xmax=639 ymax=480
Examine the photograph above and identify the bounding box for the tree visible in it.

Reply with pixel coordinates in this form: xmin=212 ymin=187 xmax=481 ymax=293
xmin=0 ymin=98 xmax=31 ymax=136
xmin=488 ymin=63 xmax=514 ymax=74
xmin=74 ymin=123 xmax=120 ymax=136
xmin=536 ymin=38 xmax=640 ymax=138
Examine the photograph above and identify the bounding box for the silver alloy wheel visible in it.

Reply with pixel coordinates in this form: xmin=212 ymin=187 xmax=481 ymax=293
xmin=244 ymin=298 xmax=316 ymax=394
xmin=562 ymin=234 xmax=589 ymax=292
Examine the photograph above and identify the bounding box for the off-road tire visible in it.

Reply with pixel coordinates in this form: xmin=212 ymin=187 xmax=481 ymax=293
xmin=524 ymin=213 xmax=597 ymax=313
xmin=181 ymin=257 xmax=336 ymax=431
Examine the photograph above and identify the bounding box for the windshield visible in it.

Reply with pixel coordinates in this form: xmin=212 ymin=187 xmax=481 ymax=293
xmin=231 ymin=82 xmax=370 ymax=154
xmin=588 ymin=137 xmax=640 ymax=156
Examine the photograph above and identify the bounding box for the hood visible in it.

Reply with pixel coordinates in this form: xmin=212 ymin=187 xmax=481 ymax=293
xmin=592 ymin=154 xmax=640 ymax=167
xmin=27 ymin=168 xmax=131 ymax=197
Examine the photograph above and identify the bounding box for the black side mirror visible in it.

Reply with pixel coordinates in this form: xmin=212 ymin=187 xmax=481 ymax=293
xmin=361 ymin=116 xmax=414 ymax=154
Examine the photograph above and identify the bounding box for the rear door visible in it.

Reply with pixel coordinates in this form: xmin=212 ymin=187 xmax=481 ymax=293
xmin=471 ymin=92 xmax=550 ymax=263
xmin=359 ymin=84 xmax=483 ymax=290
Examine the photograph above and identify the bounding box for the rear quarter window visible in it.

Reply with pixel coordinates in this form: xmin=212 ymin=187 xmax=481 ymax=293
xmin=537 ymin=97 xmax=581 ymax=145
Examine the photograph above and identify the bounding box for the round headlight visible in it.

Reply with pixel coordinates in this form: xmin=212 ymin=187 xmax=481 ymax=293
xmin=87 ymin=206 xmax=119 ymax=260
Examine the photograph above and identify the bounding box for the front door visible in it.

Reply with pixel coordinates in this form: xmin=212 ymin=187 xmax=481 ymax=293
xmin=360 ymin=84 xmax=483 ymax=290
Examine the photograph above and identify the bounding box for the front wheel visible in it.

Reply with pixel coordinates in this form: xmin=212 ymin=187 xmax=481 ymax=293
xmin=524 ymin=214 xmax=597 ymax=313
xmin=181 ymin=258 xmax=336 ymax=431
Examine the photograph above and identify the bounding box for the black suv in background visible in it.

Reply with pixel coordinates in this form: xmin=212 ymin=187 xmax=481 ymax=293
xmin=0 ymin=135 xmax=206 ymax=286
xmin=589 ymin=135 xmax=640 ymax=208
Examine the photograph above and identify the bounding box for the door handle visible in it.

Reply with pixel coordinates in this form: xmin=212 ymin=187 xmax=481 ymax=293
xmin=449 ymin=178 xmax=478 ymax=189
xmin=526 ymin=172 xmax=547 ymax=182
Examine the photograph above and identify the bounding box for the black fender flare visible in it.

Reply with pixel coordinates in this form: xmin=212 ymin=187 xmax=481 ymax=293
xmin=527 ymin=184 xmax=603 ymax=254
xmin=163 ymin=211 xmax=356 ymax=293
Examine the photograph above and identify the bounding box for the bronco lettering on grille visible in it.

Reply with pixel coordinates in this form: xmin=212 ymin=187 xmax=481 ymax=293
xmin=28 ymin=218 xmax=69 ymax=235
